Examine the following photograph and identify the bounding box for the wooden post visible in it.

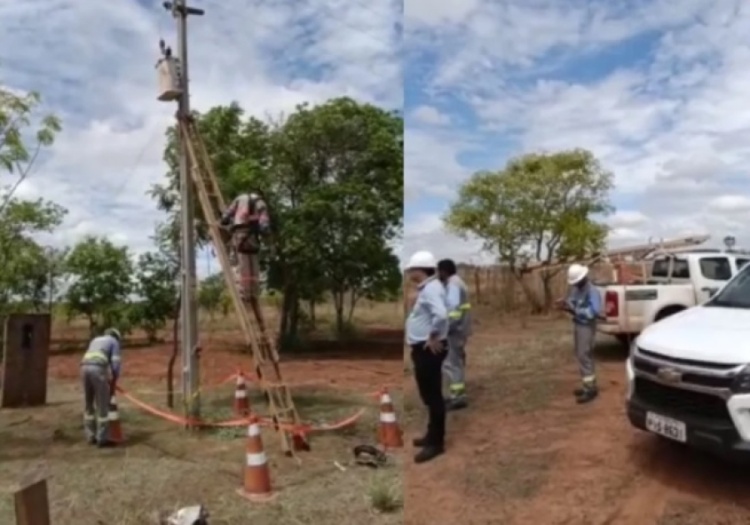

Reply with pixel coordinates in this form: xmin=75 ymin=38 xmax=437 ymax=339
xmin=14 ymin=474 xmax=50 ymax=525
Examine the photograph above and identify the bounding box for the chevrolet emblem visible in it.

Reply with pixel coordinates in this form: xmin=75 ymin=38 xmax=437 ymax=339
xmin=657 ymin=367 xmax=682 ymax=384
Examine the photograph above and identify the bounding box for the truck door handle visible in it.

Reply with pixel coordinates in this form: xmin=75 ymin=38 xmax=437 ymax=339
xmin=702 ymin=287 xmax=718 ymax=294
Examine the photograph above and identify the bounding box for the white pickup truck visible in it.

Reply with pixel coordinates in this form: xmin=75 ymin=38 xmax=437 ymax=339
xmin=597 ymin=251 xmax=750 ymax=343
xmin=626 ymin=261 xmax=750 ymax=459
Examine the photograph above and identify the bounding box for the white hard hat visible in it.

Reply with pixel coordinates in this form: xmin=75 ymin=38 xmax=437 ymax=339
xmin=567 ymin=264 xmax=589 ymax=285
xmin=406 ymin=250 xmax=437 ymax=270
xmin=105 ymin=328 xmax=122 ymax=341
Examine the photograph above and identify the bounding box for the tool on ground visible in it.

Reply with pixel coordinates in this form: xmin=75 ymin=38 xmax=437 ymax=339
xmin=233 ymin=372 xmax=250 ymax=416
xmin=237 ymin=416 xmax=277 ymax=502
xmin=165 ymin=505 xmax=209 ymax=525
xmin=179 ymin=114 xmax=306 ymax=455
xmin=377 ymin=388 xmax=403 ymax=449
xmin=353 ymin=444 xmax=388 ymax=468
xmin=108 ymin=394 xmax=125 ymax=443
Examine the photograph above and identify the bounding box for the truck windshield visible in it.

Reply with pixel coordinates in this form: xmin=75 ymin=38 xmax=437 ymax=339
xmin=707 ymin=266 xmax=750 ymax=309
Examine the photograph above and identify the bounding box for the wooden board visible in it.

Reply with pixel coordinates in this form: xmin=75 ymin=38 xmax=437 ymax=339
xmin=1 ymin=314 xmax=51 ymax=408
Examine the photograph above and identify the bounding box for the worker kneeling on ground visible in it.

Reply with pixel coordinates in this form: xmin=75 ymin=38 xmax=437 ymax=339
xmin=80 ymin=327 xmax=122 ymax=447
xmin=437 ymin=258 xmax=471 ymax=411
xmin=220 ymin=191 xmax=271 ymax=332
xmin=561 ymin=264 xmax=601 ymax=404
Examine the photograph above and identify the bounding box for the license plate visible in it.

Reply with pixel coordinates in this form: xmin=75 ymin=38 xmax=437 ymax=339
xmin=645 ymin=412 xmax=687 ymax=442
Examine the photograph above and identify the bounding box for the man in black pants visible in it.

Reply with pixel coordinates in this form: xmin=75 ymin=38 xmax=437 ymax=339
xmin=405 ymin=250 xmax=449 ymax=464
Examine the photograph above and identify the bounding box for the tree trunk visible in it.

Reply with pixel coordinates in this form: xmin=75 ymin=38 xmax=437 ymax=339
xmin=166 ymin=293 xmax=180 ymax=409
xmin=346 ymin=290 xmax=358 ymax=323
xmin=308 ymin=299 xmax=316 ymax=329
xmin=332 ymin=289 xmax=346 ymax=335
xmin=513 ymin=271 xmax=544 ymax=313
xmin=278 ymin=285 xmax=300 ymax=350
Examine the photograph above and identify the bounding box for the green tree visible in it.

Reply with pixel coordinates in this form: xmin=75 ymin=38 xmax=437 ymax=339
xmin=0 ymin=198 xmax=67 ymax=312
xmin=64 ymin=236 xmax=133 ymax=337
xmin=444 ymin=149 xmax=614 ymax=312
xmin=198 ymin=273 xmax=226 ymax=321
xmin=272 ymin=98 xmax=403 ymax=334
xmin=1 ymin=89 xmax=61 ymax=210
xmin=152 ymin=97 xmax=403 ymax=344
xmin=131 ymin=250 xmax=178 ymax=343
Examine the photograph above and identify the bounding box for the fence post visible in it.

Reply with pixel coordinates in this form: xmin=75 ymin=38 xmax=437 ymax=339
xmin=14 ymin=473 xmax=50 ymax=525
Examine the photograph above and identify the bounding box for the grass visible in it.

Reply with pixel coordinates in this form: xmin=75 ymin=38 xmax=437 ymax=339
xmin=0 ymin=379 xmax=404 ymax=525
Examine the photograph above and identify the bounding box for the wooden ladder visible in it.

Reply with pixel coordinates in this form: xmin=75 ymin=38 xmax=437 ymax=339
xmin=179 ymin=116 xmax=306 ymax=455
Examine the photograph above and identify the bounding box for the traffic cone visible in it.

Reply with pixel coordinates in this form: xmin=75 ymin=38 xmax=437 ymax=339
xmin=234 ymin=372 xmax=250 ymax=416
xmin=237 ymin=417 xmax=277 ymax=502
xmin=108 ymin=394 xmax=125 ymax=443
xmin=377 ymin=388 xmax=403 ymax=449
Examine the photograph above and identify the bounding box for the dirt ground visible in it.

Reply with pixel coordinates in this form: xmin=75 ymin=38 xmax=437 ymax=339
xmin=404 ymin=314 xmax=750 ymax=525
xmin=0 ymin=306 xmax=405 ymax=525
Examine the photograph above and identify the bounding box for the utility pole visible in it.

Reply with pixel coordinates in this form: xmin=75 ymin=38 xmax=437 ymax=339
xmin=163 ymin=0 xmax=204 ymax=421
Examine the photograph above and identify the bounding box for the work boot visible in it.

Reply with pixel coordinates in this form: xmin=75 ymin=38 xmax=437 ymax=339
xmin=446 ymin=398 xmax=468 ymax=411
xmin=412 ymin=435 xmax=429 ymax=448
xmin=97 ymin=439 xmax=117 ymax=448
xmin=576 ymin=388 xmax=598 ymax=404
xmin=414 ymin=445 xmax=444 ymax=464
xmin=87 ymin=436 xmax=97 ymax=445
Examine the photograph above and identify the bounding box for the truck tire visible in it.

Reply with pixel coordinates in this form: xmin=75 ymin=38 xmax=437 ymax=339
xmin=615 ymin=334 xmax=634 ymax=349
xmin=654 ymin=305 xmax=685 ymax=322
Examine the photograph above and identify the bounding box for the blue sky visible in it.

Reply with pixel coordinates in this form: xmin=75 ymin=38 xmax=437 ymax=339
xmin=0 ymin=0 xmax=400 ymax=276
xmin=4 ymin=0 xmax=750 ymax=269
xmin=403 ymin=0 xmax=750 ymax=262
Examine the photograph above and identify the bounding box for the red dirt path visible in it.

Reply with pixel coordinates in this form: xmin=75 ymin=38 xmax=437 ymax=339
xmin=404 ymin=316 xmax=750 ymax=525
xmin=49 ymin=334 xmax=402 ymax=395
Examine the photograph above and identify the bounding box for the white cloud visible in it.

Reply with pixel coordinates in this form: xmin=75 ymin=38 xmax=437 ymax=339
xmin=404 ymin=0 xmax=750 ymax=261
xmin=410 ymin=104 xmax=450 ymax=126
xmin=0 ymin=0 xmax=401 ymax=257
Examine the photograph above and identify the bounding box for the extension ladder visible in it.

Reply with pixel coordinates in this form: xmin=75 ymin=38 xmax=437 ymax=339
xmin=178 ymin=115 xmax=307 ymax=455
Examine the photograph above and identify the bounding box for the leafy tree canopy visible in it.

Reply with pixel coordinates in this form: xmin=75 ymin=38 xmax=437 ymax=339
xmin=444 ymin=149 xmax=614 ymax=311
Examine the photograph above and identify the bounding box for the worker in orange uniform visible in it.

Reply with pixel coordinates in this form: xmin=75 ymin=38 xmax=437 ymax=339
xmin=220 ymin=192 xmax=272 ymax=332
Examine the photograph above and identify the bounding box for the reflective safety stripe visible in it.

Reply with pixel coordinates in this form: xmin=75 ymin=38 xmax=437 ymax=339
xmin=111 ymin=355 xmax=122 ymax=363
xmin=96 ymin=417 xmax=109 ymax=423
xmin=448 ymin=302 xmax=471 ymax=319
xmin=380 ymin=412 xmax=397 ymax=423
xmin=248 ymin=424 xmax=261 ymax=437
xmin=84 ymin=414 xmax=95 ymax=421
xmin=246 ymin=452 xmax=267 ymax=466
xmin=449 ymin=383 xmax=465 ymax=393
xmin=81 ymin=349 xmax=109 ymax=364
xmin=582 ymin=375 xmax=596 ymax=384
xmin=108 ymin=411 xmax=119 ymax=420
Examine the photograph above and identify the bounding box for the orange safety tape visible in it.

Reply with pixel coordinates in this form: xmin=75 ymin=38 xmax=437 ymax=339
xmin=114 ymin=385 xmax=366 ymax=435
xmin=122 ymin=372 xmax=240 ymax=397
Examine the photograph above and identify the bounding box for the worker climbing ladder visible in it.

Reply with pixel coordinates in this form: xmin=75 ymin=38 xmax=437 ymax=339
xmin=156 ymin=11 xmax=306 ymax=455
xmin=179 ymin=115 xmax=308 ymax=455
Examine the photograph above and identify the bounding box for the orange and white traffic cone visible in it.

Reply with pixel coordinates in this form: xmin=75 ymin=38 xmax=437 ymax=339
xmin=377 ymin=388 xmax=403 ymax=449
xmin=108 ymin=395 xmax=125 ymax=443
xmin=237 ymin=417 xmax=277 ymax=502
xmin=234 ymin=372 xmax=250 ymax=416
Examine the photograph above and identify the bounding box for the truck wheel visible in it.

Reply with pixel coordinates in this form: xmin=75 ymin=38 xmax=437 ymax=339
xmin=615 ymin=334 xmax=633 ymax=349
xmin=654 ymin=306 xmax=684 ymax=322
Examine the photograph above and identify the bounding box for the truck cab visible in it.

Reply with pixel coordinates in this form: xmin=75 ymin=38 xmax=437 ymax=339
xmin=598 ymin=251 xmax=749 ymax=341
